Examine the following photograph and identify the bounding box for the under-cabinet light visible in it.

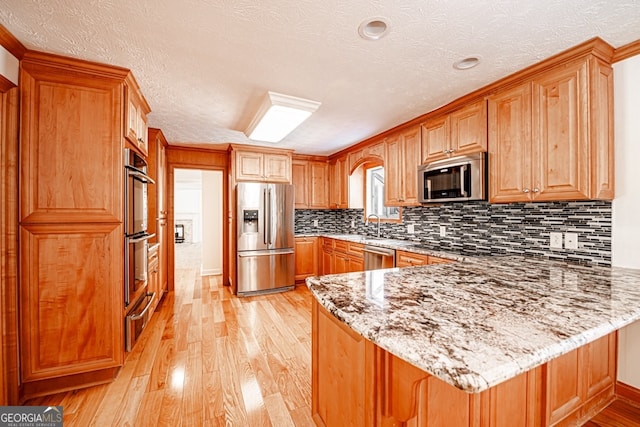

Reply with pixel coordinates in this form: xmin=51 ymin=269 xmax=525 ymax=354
xmin=245 ymin=91 xmax=321 ymax=143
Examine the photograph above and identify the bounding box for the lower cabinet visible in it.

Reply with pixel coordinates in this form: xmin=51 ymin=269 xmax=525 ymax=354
xmin=148 ymin=244 xmax=160 ymax=313
xmin=294 ymin=237 xmax=319 ymax=282
xmin=312 ymin=299 xmax=616 ymax=427
xmin=321 ymin=238 xmax=364 ymax=274
xmin=396 ymin=250 xmax=454 ymax=268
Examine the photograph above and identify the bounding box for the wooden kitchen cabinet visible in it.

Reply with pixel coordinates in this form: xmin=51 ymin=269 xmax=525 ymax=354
xmin=421 ymin=100 xmax=487 ymax=164
xmin=18 ymin=51 xmax=133 ymax=397
xmin=489 ymin=55 xmax=614 ymax=203
xmin=294 ymin=236 xmax=319 ymax=282
xmin=125 ymin=76 xmax=151 ymax=156
xmin=147 ymin=244 xmax=160 ymax=314
xmin=329 ymin=156 xmax=349 ymax=209
xmin=148 ymin=128 xmax=168 ymax=300
xmin=332 ymin=240 xmax=364 ymax=273
xmin=321 ymin=238 xmax=334 ymax=275
xmin=385 ymin=125 xmax=421 ymax=206
xmin=396 ymin=250 xmax=430 ymax=267
xmin=292 ymin=157 xmax=329 ymax=209
xmin=233 ymin=148 xmax=292 ymax=183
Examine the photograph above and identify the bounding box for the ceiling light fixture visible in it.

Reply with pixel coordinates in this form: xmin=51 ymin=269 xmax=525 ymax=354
xmin=453 ymin=56 xmax=481 ymax=70
xmin=245 ymin=91 xmax=321 ymax=143
xmin=358 ymin=17 xmax=390 ymax=40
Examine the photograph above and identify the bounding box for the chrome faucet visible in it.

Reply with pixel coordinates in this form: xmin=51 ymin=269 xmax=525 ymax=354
xmin=365 ymin=214 xmax=381 ymax=238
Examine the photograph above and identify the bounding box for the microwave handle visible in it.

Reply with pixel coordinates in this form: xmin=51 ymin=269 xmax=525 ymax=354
xmin=460 ymin=165 xmax=468 ymax=197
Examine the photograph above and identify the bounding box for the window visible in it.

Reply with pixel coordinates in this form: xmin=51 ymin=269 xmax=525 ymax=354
xmin=365 ymin=166 xmax=400 ymax=220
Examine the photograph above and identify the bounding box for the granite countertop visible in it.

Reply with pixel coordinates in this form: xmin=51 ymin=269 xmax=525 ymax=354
xmin=306 ymin=255 xmax=640 ymax=393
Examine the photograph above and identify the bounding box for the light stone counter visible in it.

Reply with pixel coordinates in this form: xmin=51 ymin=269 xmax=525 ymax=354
xmin=306 ymin=256 xmax=640 ymax=393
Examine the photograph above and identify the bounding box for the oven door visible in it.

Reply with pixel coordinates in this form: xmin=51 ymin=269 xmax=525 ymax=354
xmin=125 ymin=166 xmax=153 ymax=236
xmin=125 ymin=233 xmax=154 ymax=308
xmin=125 ymin=292 xmax=155 ymax=352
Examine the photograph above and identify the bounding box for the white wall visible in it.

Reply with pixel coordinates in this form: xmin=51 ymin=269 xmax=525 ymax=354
xmin=612 ymin=54 xmax=640 ymax=389
xmin=201 ymin=171 xmax=223 ymax=275
xmin=0 ymin=46 xmax=19 ymax=84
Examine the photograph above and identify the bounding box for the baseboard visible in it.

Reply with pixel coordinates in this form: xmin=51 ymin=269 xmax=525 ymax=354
xmin=616 ymin=381 xmax=640 ymax=406
xmin=201 ymin=268 xmax=221 ymax=276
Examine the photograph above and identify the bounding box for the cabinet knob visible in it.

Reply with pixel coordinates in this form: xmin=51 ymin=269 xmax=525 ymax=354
xmin=442 ymin=149 xmax=448 ymax=154
xmin=532 ymin=187 xmax=540 ymax=193
xmin=523 ymin=188 xmax=530 ymax=193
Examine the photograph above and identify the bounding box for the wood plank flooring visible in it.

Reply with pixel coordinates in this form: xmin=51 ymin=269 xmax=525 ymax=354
xmin=25 ymin=259 xmax=315 ymax=426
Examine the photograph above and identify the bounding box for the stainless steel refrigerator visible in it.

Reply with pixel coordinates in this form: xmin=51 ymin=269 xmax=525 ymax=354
xmin=236 ymin=182 xmax=295 ymax=296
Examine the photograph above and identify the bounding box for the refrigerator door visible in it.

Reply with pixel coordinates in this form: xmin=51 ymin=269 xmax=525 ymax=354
xmin=266 ymin=183 xmax=294 ymax=250
xmin=237 ymin=182 xmax=268 ymax=252
xmin=237 ymin=249 xmax=295 ymax=295
xmin=237 ymin=183 xmax=294 ymax=251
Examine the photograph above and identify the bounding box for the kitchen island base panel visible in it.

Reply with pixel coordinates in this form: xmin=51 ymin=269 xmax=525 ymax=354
xmin=312 ymin=300 xmax=617 ymax=427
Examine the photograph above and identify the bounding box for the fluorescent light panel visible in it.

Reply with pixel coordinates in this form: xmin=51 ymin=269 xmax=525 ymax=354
xmin=245 ymin=91 xmax=321 ymax=143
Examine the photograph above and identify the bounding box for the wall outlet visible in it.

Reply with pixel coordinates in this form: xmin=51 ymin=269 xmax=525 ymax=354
xmin=351 ymin=220 xmax=355 ymax=228
xmin=313 ymin=220 xmax=318 ymax=228
xmin=550 ymin=232 xmax=563 ymax=249
xmin=407 ymin=224 xmax=415 ymax=234
xmin=439 ymin=225 xmax=446 ymax=237
xmin=565 ymin=232 xmax=578 ymax=250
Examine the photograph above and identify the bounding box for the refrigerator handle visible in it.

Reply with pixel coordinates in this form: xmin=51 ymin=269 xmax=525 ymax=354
xmin=267 ymin=188 xmax=273 ymax=245
xmin=263 ymin=189 xmax=268 ymax=245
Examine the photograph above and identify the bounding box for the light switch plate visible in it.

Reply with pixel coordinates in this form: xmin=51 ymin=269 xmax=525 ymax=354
xmin=550 ymin=232 xmax=563 ymax=249
xmin=351 ymin=220 xmax=355 ymax=228
xmin=313 ymin=220 xmax=318 ymax=227
xmin=565 ymin=232 xmax=578 ymax=250
xmin=407 ymin=224 xmax=415 ymax=234
xmin=439 ymin=225 xmax=446 ymax=237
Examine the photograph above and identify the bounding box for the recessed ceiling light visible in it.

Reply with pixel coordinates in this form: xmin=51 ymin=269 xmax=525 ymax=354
xmin=358 ymin=17 xmax=389 ymax=41
xmin=453 ymin=56 xmax=481 ymax=70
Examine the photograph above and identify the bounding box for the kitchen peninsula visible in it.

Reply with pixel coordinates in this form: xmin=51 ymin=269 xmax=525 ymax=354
xmin=307 ymin=256 xmax=640 ymax=426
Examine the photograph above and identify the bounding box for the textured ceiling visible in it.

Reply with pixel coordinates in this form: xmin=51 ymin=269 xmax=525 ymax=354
xmin=2 ymin=1 xmax=640 ymax=155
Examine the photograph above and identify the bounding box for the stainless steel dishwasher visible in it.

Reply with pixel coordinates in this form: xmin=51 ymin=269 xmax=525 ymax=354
xmin=363 ymin=245 xmax=395 ymax=270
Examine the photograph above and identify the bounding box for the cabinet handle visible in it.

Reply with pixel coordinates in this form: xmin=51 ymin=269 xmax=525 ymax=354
xmin=523 ymin=188 xmax=530 ymax=193
xmin=532 ymin=187 xmax=540 ymax=193
xmin=449 ymin=149 xmax=456 ymax=154
xmin=442 ymin=149 xmax=448 ymax=154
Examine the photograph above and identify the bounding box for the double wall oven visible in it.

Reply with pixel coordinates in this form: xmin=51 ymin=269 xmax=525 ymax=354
xmin=124 ymin=148 xmax=155 ymax=351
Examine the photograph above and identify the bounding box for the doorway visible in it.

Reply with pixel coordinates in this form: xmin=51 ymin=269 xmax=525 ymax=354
xmin=173 ymin=168 xmax=224 ymax=290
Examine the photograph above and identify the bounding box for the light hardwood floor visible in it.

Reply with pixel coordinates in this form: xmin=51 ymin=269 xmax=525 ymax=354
xmin=26 ymin=250 xmax=314 ymax=426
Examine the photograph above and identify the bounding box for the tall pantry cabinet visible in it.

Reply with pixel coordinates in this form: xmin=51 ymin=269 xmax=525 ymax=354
xmin=18 ymin=51 xmax=143 ymax=398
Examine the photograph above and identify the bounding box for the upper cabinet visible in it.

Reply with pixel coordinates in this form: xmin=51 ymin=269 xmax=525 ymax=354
xmin=421 ymin=100 xmax=487 ymax=164
xmin=125 ymin=75 xmax=151 ymax=156
xmin=292 ymin=157 xmax=329 ymax=209
xmin=329 ymin=155 xmax=348 ymax=209
xmin=488 ymin=55 xmax=614 ymax=203
xmin=231 ymin=146 xmax=292 ymax=183
xmin=385 ymin=125 xmax=421 ymax=206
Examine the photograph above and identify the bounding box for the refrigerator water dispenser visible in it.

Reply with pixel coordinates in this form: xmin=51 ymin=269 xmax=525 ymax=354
xmin=242 ymin=209 xmax=259 ymax=233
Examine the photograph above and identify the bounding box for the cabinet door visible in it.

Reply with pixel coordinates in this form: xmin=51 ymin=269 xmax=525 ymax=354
xmin=292 ymin=160 xmax=309 ymax=208
xmin=321 ymin=246 xmax=333 ymax=275
xmin=235 ymin=151 xmax=265 ymax=181
xmin=333 ymin=253 xmax=349 ymax=274
xmin=309 ymin=161 xmax=329 ymax=208
xmin=545 ymin=347 xmax=584 ymax=425
xmin=532 ymin=59 xmax=589 ymax=201
xmin=264 ymin=153 xmax=291 ymax=182
xmin=137 ymin=109 xmax=148 ymax=155
xmin=584 ymin=333 xmax=615 ymax=399
xmin=348 ymin=256 xmax=364 ymax=273
xmin=126 ymin=94 xmax=139 ymax=145
xmin=401 ymin=126 xmax=421 ymax=206
xmin=450 ymin=100 xmax=487 ymax=156
xmin=421 ymin=115 xmax=450 ymax=163
xmin=158 ymin=218 xmax=168 ymax=294
xmin=329 ymin=156 xmax=348 ymax=209
xmin=313 ymin=302 xmax=373 ymax=426
xmin=488 ymin=83 xmax=533 ymax=203
xmin=20 ymin=224 xmax=123 ymax=381
xmin=157 ymin=142 xmax=167 ymax=217
xmin=384 ymin=134 xmax=402 ymax=206
xmin=294 ymin=237 xmax=318 ymax=281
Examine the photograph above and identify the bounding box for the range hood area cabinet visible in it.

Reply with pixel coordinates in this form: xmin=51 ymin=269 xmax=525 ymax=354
xmin=488 ymin=48 xmax=614 ymax=203
xmin=18 ymin=51 xmax=149 ymax=399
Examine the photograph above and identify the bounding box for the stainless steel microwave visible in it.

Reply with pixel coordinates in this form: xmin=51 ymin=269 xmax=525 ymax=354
xmin=418 ymin=153 xmax=486 ymax=203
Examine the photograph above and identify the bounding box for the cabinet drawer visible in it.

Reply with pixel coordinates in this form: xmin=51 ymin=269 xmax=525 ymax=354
xmin=334 ymin=239 xmax=348 ymax=253
xmin=347 ymin=242 xmax=364 ymax=258
xmin=396 ymin=250 xmax=430 ymax=267
xmin=429 ymin=256 xmax=453 ymax=264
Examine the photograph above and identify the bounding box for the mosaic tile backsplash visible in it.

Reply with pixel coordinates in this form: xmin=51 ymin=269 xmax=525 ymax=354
xmin=294 ymin=201 xmax=612 ymax=266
